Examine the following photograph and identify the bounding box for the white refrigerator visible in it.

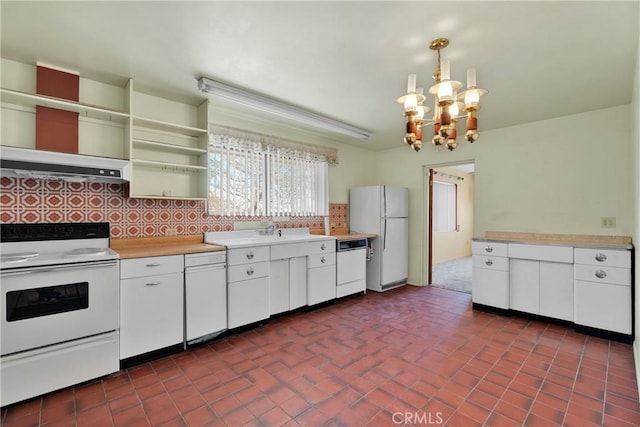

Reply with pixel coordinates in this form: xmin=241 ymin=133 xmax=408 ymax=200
xmin=349 ymin=186 xmax=409 ymax=292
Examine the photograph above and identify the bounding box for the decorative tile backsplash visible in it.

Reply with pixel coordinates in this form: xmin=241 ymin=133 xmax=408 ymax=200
xmin=329 ymin=203 xmax=348 ymax=230
xmin=1 ymin=177 xmax=348 ymax=238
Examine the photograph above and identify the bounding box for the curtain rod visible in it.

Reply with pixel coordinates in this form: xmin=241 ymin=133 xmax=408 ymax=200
xmin=433 ymin=171 xmax=464 ymax=181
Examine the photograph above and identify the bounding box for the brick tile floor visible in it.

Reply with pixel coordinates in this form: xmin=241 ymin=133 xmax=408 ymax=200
xmin=2 ymin=285 xmax=639 ymax=426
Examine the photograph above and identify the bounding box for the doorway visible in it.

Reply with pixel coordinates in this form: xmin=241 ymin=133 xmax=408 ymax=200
xmin=427 ymin=162 xmax=475 ymax=293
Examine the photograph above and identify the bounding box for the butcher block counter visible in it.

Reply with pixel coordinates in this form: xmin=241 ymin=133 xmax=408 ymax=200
xmin=329 ymin=227 xmax=377 ymax=241
xmin=111 ymin=234 xmax=225 ymax=259
xmin=475 ymin=231 xmax=632 ymax=250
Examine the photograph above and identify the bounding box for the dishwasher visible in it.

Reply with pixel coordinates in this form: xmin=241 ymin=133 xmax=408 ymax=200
xmin=336 ymin=238 xmax=368 ymax=298
xmin=184 ymin=251 xmax=227 ymax=348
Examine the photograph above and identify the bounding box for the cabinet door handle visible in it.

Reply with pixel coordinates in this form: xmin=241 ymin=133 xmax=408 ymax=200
xmin=321 ymin=256 xmax=326 ymax=264
xmin=246 ymin=251 xmax=254 ymax=260
xmin=246 ymin=267 xmax=254 ymax=276
xmin=146 ymin=263 xmax=161 ymax=267
xmin=595 ymin=253 xmax=607 ymax=262
xmin=485 ymin=246 xmax=493 ymax=253
xmin=321 ymin=244 xmax=326 ymax=250
xmin=145 ymin=282 xmax=161 ymax=286
xmin=595 ymin=270 xmax=607 ymax=279
xmin=485 ymin=259 xmax=493 ymax=266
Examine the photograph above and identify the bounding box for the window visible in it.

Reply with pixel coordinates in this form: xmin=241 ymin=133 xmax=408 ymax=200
xmin=433 ymin=181 xmax=457 ymax=232
xmin=208 ymin=129 xmax=331 ymax=216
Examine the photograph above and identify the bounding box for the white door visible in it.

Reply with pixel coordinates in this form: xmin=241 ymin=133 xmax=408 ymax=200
xmin=384 ymin=186 xmax=409 ymax=218
xmin=381 ymin=218 xmax=409 ymax=285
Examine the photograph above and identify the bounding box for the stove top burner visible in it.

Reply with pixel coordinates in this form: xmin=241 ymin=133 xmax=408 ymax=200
xmin=0 ymin=252 xmax=39 ymax=262
xmin=62 ymin=248 xmax=108 ymax=258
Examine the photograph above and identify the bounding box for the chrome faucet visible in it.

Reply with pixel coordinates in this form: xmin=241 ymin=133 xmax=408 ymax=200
xmin=260 ymin=222 xmax=276 ymax=235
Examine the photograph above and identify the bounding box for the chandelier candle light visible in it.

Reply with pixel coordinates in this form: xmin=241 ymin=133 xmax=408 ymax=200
xmin=397 ymin=38 xmax=487 ymax=152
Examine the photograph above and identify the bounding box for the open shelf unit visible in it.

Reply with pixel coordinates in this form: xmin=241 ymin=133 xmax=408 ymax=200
xmin=1 ymin=59 xmax=212 ymax=200
xmin=129 ymin=89 xmax=209 ymax=200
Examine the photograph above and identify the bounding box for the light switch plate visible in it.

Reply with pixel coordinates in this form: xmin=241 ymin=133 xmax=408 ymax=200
xmin=601 ymin=217 xmax=616 ymax=228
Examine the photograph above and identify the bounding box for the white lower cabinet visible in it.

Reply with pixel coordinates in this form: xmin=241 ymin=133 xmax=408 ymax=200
xmin=270 ymin=250 xmax=308 ymax=315
xmin=289 ymin=257 xmax=308 ymax=310
xmin=227 ymin=246 xmax=270 ymax=329
xmin=119 ymin=255 xmax=184 ymax=359
xmin=472 ymin=239 xmax=633 ymax=338
xmin=228 ymin=276 xmax=270 ymax=329
xmin=308 ymin=252 xmax=336 ymax=305
xmin=574 ymin=248 xmax=631 ymax=334
xmin=508 ymin=244 xmax=574 ymax=321
xmin=509 ymin=259 xmax=539 ymax=314
xmin=269 ymin=259 xmax=290 ymax=315
xmin=510 ymin=260 xmax=574 ymax=321
xmin=539 ymin=261 xmax=574 ymax=321
xmin=471 ymin=242 xmax=509 ymax=309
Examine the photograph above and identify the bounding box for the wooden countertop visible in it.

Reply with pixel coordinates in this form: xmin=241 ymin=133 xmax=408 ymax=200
xmin=330 ymin=232 xmax=378 ymax=241
xmin=111 ymin=235 xmax=225 ymax=259
xmin=475 ymin=231 xmax=633 ymax=250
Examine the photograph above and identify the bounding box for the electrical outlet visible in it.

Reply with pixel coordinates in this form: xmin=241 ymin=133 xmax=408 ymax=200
xmin=601 ymin=217 xmax=616 ymax=228
xmin=165 ymin=228 xmax=178 ymax=236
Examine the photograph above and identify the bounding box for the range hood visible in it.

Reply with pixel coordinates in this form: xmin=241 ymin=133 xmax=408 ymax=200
xmin=0 ymin=146 xmax=131 ymax=183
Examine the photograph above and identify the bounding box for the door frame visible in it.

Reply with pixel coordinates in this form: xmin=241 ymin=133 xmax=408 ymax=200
xmin=421 ymin=159 xmax=475 ymax=287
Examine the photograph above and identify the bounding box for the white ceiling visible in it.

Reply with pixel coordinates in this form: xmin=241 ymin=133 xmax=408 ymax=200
xmin=1 ymin=1 xmax=638 ymax=151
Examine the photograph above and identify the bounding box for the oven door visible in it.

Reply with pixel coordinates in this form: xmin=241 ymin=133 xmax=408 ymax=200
xmin=1 ymin=260 xmax=119 ymax=355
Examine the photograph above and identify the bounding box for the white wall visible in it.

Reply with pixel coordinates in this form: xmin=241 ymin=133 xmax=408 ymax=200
xmin=376 ymin=105 xmax=635 ymax=285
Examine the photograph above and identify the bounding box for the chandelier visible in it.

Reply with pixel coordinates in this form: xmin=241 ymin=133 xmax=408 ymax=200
xmin=397 ymin=38 xmax=487 ymax=152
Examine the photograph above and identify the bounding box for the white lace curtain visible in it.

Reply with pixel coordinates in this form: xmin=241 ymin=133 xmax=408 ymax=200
xmin=208 ymin=126 xmax=332 ymax=216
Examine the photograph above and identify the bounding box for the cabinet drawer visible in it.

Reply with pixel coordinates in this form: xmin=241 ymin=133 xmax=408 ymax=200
xmin=472 ymin=255 xmax=508 ymax=271
xmin=271 ymin=242 xmax=310 ymax=260
xmin=227 ymin=246 xmax=270 ymax=265
xmin=574 ymin=264 xmax=631 ymax=286
xmin=472 ymin=241 xmax=507 ymax=257
xmin=574 ymin=248 xmax=631 ymax=268
xmin=228 ymin=261 xmax=269 ymax=282
xmin=508 ymin=243 xmax=573 ymax=263
xmin=120 ymin=255 xmax=184 ymax=279
xmin=308 ymin=253 xmax=336 ymax=268
xmin=307 ymin=240 xmax=336 ymax=254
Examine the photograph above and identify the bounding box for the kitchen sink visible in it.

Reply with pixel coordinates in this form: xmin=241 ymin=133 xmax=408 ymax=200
xmin=204 ymin=228 xmax=332 ymax=248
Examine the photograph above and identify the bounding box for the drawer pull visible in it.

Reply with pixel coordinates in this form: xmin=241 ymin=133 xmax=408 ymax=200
xmin=485 ymin=246 xmax=493 ymax=253
xmin=246 ymin=267 xmax=254 ymax=276
xmin=595 ymin=270 xmax=607 ymax=279
xmin=595 ymin=253 xmax=607 ymax=262
xmin=321 ymin=256 xmax=326 ymax=264
xmin=485 ymin=259 xmax=493 ymax=266
xmin=321 ymin=244 xmax=327 ymax=250
xmin=146 ymin=263 xmax=161 ymax=267
xmin=246 ymin=251 xmax=254 ymax=260
xmin=145 ymin=282 xmax=161 ymax=286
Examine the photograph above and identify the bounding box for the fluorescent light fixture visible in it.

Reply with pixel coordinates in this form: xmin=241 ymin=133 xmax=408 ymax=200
xmin=197 ymin=77 xmax=372 ymax=140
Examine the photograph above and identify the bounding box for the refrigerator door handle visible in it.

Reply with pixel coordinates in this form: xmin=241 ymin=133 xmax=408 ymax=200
xmin=383 ymin=186 xmax=387 ymax=218
xmin=383 ymin=218 xmax=387 ymax=251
